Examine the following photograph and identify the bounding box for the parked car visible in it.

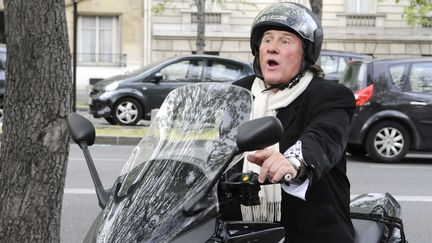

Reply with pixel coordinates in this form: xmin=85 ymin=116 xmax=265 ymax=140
xmin=340 ymin=57 xmax=432 ymax=163
xmin=0 ymin=45 xmax=6 ymax=122
xmin=318 ymin=50 xmax=373 ymax=82
xmin=89 ymin=54 xmax=254 ymax=125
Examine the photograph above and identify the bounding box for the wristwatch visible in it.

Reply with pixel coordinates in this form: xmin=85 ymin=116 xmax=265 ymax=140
xmin=287 ymin=157 xmax=302 ymax=171
xmin=286 ymin=156 xmax=307 ymax=179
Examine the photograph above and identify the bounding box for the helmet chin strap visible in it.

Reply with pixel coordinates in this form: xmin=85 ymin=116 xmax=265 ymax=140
xmin=261 ymin=70 xmax=306 ymax=92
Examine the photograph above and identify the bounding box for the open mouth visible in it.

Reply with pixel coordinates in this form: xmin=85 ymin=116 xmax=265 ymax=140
xmin=266 ymin=59 xmax=279 ymax=67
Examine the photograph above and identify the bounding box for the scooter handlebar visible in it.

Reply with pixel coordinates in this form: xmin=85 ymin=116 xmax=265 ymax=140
xmin=223 ymin=171 xmax=291 ymax=188
xmin=219 ymin=172 xmax=291 ymax=207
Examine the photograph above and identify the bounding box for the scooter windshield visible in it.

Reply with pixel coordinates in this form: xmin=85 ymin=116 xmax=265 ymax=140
xmin=97 ymin=83 xmax=252 ymax=242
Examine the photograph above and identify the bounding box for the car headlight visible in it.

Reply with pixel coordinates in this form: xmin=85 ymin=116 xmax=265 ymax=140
xmin=104 ymin=82 xmax=119 ymax=92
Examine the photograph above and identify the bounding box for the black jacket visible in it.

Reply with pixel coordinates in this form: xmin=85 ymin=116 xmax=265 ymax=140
xmin=233 ymin=75 xmax=356 ymax=243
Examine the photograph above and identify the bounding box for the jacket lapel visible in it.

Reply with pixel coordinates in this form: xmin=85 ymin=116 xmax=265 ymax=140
xmin=277 ymin=100 xmax=300 ymax=132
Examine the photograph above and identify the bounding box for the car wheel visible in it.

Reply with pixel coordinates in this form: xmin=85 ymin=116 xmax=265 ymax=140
xmin=112 ymin=98 xmax=143 ymax=126
xmin=104 ymin=117 xmax=118 ymax=125
xmin=346 ymin=144 xmax=366 ymax=156
xmin=365 ymin=121 xmax=410 ymax=163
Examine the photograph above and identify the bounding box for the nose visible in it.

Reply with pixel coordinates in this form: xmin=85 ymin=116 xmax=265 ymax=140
xmin=266 ymin=41 xmax=278 ymax=54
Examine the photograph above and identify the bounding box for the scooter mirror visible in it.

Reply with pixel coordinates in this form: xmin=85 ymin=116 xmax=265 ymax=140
xmin=236 ymin=116 xmax=283 ymax=152
xmin=67 ymin=113 xmax=96 ymax=146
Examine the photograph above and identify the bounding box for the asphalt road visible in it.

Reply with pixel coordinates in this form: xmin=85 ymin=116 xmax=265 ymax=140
xmin=62 ymin=144 xmax=432 ymax=243
xmin=348 ymin=153 xmax=432 ymax=243
xmin=62 ymin=144 xmax=132 ymax=243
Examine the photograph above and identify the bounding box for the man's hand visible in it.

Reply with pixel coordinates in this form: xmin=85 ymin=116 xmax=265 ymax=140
xmin=247 ymin=148 xmax=298 ymax=184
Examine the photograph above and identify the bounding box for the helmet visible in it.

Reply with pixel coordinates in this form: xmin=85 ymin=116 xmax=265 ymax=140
xmin=250 ymin=2 xmax=323 ymax=76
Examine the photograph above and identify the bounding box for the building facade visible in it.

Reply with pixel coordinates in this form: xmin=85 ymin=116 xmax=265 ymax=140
xmin=0 ymin=0 xmax=431 ymax=93
xmin=152 ymin=0 xmax=432 ymax=62
xmin=64 ymin=0 xmax=153 ymax=93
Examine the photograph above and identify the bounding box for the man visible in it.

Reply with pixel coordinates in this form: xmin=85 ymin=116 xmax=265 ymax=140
xmin=234 ymin=2 xmax=356 ymax=242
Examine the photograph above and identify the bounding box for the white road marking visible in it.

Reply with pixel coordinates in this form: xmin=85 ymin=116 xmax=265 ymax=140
xmin=369 ymin=165 xmax=432 ymax=170
xmin=68 ymin=157 xmax=126 ymax=162
xmin=65 ymin=188 xmax=96 ymax=194
xmin=391 ymin=195 xmax=432 ymax=202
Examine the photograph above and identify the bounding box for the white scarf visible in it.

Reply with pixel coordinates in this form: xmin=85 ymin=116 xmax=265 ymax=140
xmin=241 ymin=71 xmax=313 ymax=222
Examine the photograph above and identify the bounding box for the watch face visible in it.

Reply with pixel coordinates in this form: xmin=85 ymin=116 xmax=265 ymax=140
xmin=288 ymin=157 xmax=301 ymax=170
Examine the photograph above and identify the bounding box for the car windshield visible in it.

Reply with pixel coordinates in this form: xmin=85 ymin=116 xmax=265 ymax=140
xmin=123 ymin=56 xmax=183 ymax=78
xmin=340 ymin=62 xmax=368 ymax=91
xmin=97 ymin=83 xmax=252 ymax=242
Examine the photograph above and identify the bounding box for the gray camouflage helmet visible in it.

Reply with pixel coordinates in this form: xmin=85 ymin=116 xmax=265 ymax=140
xmin=250 ymin=2 xmax=323 ymax=66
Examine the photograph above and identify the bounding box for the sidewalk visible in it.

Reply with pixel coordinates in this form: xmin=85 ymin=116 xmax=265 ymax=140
xmin=0 ymin=96 xmax=146 ymax=146
xmin=75 ymin=108 xmax=149 ymax=146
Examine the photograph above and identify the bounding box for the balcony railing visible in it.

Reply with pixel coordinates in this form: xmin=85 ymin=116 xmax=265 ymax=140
xmin=191 ymin=13 xmax=221 ymax=24
xmin=346 ymin=15 xmax=376 ymax=27
xmin=77 ymin=53 xmax=127 ymax=66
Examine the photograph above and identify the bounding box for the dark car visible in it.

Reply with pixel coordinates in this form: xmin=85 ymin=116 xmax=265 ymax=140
xmin=319 ymin=50 xmax=373 ymax=82
xmin=340 ymin=57 xmax=432 ymax=163
xmin=0 ymin=45 xmax=6 ymax=122
xmin=89 ymin=54 xmax=254 ymax=125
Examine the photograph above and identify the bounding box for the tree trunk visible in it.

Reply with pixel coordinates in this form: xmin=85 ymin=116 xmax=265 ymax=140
xmin=195 ymin=0 xmax=206 ymax=54
xmin=0 ymin=0 xmax=72 ymax=242
xmin=309 ymin=0 xmax=323 ymax=23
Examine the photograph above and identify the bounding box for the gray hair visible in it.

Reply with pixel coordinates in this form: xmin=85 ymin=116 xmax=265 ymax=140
xmin=309 ymin=64 xmax=325 ymax=78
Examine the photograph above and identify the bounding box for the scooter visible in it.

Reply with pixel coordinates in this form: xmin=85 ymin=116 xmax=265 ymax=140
xmin=67 ymin=83 xmax=406 ymax=243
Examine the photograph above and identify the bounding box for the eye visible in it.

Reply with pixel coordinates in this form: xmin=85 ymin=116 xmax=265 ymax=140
xmin=281 ymin=39 xmax=290 ymax=45
xmin=262 ymin=37 xmax=272 ymax=44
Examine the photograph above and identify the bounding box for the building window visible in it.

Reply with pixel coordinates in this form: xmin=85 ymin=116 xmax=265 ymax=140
xmin=78 ymin=15 xmax=123 ymax=66
xmin=344 ymin=0 xmax=377 ymax=26
xmin=346 ymin=0 xmax=375 ymax=14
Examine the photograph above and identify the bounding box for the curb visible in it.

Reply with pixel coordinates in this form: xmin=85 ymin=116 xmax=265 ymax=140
xmin=94 ymin=136 xmax=141 ymax=146
xmin=0 ymin=135 xmax=140 ymax=147
xmin=75 ymin=108 xmax=145 ymax=146
xmin=1 ymin=108 xmax=144 ymax=146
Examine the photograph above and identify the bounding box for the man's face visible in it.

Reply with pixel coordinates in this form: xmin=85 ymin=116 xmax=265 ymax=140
xmin=258 ymin=30 xmax=303 ymax=85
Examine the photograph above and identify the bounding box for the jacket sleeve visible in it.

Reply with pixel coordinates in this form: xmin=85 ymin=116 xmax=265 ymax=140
xmin=299 ymin=82 xmax=355 ymax=184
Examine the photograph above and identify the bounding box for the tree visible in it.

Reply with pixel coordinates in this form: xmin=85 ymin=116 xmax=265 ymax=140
xmin=196 ymin=0 xmax=206 ymax=54
xmin=0 ymin=0 xmax=72 ymax=242
xmin=396 ymin=0 xmax=432 ymax=26
xmin=309 ymin=0 xmax=323 ymax=23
